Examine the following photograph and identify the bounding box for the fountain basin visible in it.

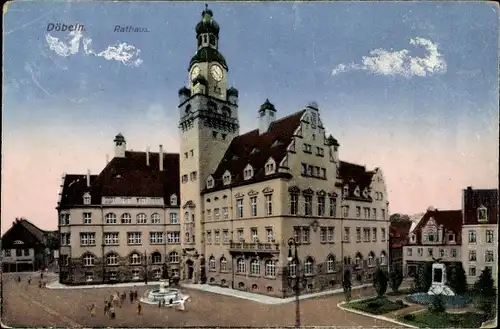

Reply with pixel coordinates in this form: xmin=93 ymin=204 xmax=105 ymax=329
xmin=140 ymin=287 xmax=189 ymax=305
xmin=406 ymin=292 xmax=472 ymax=308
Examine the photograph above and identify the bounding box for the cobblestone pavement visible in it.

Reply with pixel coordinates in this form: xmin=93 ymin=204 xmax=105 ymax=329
xmin=2 ymin=274 xmax=395 ymax=327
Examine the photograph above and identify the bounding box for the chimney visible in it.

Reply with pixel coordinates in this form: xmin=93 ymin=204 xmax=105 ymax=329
xmin=159 ymin=144 xmax=164 ymax=171
xmin=146 ymin=146 xmax=150 ymax=166
xmin=106 ymin=154 xmax=109 ymax=165
xmin=86 ymin=169 xmax=91 ymax=187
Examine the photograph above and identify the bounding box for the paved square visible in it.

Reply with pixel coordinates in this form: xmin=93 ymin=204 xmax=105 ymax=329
xmin=2 ymin=273 xmax=394 ymax=327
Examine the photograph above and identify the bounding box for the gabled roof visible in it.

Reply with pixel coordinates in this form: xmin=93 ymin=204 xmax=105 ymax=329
xmin=59 ymin=151 xmax=180 ymax=207
xmin=1 ymin=218 xmax=46 ymax=244
xmin=463 ymin=188 xmax=498 ymax=225
xmin=205 ymin=110 xmax=305 ymax=191
xmin=412 ymin=209 xmax=462 ymax=244
xmin=338 ymin=161 xmax=375 ymax=200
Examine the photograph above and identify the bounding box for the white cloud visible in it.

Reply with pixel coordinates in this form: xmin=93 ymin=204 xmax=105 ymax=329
xmin=332 ymin=37 xmax=446 ymax=78
xmin=45 ymin=31 xmax=143 ymax=67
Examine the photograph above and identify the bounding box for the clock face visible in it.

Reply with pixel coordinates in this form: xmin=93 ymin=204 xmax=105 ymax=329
xmin=210 ymin=64 xmax=223 ymax=82
xmin=190 ymin=66 xmax=200 ymax=81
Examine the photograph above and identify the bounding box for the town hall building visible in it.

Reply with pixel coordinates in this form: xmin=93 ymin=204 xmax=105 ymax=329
xmin=57 ymin=6 xmax=390 ymax=297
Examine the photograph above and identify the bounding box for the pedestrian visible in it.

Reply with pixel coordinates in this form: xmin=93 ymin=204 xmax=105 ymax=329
xmin=134 ymin=290 xmax=138 ymax=301
xmin=89 ymin=303 xmax=96 ymax=317
xmin=110 ymin=305 xmax=116 ymax=319
xmin=28 ymin=277 xmax=31 ymax=284
xmin=129 ymin=290 xmax=133 ymax=303
xmin=177 ymin=298 xmax=186 ymax=312
xmin=17 ymin=276 xmax=21 ymax=283
xmin=158 ymin=300 xmax=162 ymax=308
xmin=137 ymin=302 xmax=142 ymax=315
xmin=38 ymin=281 xmax=42 ymax=288
xmin=40 ymin=272 xmax=44 ymax=280
xmin=104 ymin=301 xmax=109 ymax=315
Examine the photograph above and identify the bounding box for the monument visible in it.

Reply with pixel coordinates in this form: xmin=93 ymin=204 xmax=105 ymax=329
xmin=427 ymin=261 xmax=455 ymax=296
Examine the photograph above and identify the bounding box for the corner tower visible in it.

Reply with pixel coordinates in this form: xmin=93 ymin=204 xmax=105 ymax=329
xmin=178 ymin=5 xmax=240 ymax=271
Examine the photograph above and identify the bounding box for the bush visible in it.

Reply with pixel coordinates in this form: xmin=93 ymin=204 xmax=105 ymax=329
xmin=446 ymin=263 xmax=468 ymax=295
xmin=473 ymin=267 xmax=497 ymax=320
xmin=428 ymin=294 xmax=446 ymax=313
xmin=414 ymin=262 xmax=433 ymax=293
xmin=389 ymin=268 xmax=404 ymax=293
xmin=406 ymin=292 xmax=471 ymax=308
xmin=373 ymin=267 xmax=388 ymax=297
xmin=403 ymin=314 xmax=415 ymax=321
xmin=395 ymin=299 xmax=405 ymax=306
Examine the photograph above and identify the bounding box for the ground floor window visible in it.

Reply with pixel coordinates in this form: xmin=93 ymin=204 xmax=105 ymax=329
xmin=85 ymin=272 xmax=93 ymax=282
xmin=251 ymin=284 xmax=258 ymax=290
xmin=172 ymin=268 xmax=180 ymax=277
xmin=267 ymin=286 xmax=273 ymax=292
xmin=221 ymin=279 xmax=227 ymax=286
xmin=153 ymin=268 xmax=162 ymax=279
xmin=468 ymin=266 xmax=476 ymax=277
xmin=132 ymin=269 xmax=140 ymax=280
xmin=238 ymin=282 xmax=245 ymax=289
xmin=108 ymin=271 xmax=118 ymax=281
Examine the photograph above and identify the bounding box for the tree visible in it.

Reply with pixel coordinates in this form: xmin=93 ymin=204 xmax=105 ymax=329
xmin=389 ymin=268 xmax=404 ymax=293
xmin=473 ymin=268 xmax=497 ymax=319
xmin=446 ymin=263 xmax=467 ymax=295
xmin=390 ymin=213 xmax=411 ymax=222
xmin=428 ymin=294 xmax=446 ymax=313
xmin=414 ymin=262 xmax=432 ymax=292
xmin=343 ymin=270 xmax=352 ymax=302
xmin=373 ymin=267 xmax=388 ymax=297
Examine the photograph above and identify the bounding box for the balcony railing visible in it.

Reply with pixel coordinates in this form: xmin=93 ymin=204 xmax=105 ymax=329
xmin=229 ymin=242 xmax=280 ymax=253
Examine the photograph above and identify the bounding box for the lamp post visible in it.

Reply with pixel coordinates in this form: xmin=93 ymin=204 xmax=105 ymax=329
xmin=144 ymin=250 xmax=148 ymax=284
xmin=287 ymin=237 xmax=308 ymax=328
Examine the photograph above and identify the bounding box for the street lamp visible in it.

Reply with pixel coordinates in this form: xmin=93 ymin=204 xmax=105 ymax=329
xmin=144 ymin=251 xmax=148 ymax=284
xmin=287 ymin=237 xmax=308 ymax=328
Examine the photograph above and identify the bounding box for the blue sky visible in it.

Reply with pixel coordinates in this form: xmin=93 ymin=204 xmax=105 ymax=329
xmin=2 ymin=1 xmax=498 ymax=231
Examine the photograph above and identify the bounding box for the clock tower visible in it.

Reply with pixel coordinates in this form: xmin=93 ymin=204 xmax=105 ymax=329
xmin=177 ymin=5 xmax=240 ymax=278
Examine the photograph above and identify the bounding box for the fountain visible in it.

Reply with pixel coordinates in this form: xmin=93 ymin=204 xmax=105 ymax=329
xmin=140 ymin=279 xmax=189 ymax=306
xmin=406 ymin=261 xmax=471 ymax=308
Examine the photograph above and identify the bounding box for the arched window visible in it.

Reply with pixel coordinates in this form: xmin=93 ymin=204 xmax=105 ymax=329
xmin=185 ymin=232 xmax=190 ymax=243
xmin=368 ymin=251 xmax=375 ymax=267
xmin=304 ymin=257 xmax=314 ymax=275
xmin=151 ymin=213 xmax=161 ymax=224
xmin=83 ymin=192 xmax=91 ymax=205
xmin=288 ymin=260 xmax=297 ymax=277
xmin=209 ymin=34 xmax=216 ymax=46
xmin=83 ymin=253 xmax=95 ymax=267
xmin=129 ymin=252 xmax=141 ymax=265
xmin=209 ymin=256 xmax=216 ymax=270
xmin=169 ymin=251 xmax=179 ymax=263
xmin=184 ymin=212 xmax=189 ymax=222
xmin=237 ymin=258 xmax=246 ymax=273
xmin=151 ymin=252 xmax=162 ymax=264
xmin=207 ymin=101 xmax=217 ymax=112
xmin=221 ymin=106 xmax=231 ymax=117
xmin=250 ymin=259 xmax=260 ymax=275
xmin=105 ymin=213 xmax=117 ymax=224
xmin=170 ymin=194 xmax=178 ymax=206
xmin=121 ymin=213 xmax=132 ymax=224
xmin=220 ymin=257 xmax=227 ymax=271
xmin=136 ymin=213 xmax=147 ymax=224
xmin=265 ymin=259 xmax=276 ymax=277
xmin=380 ymin=251 xmax=387 ymax=265
xmin=185 ymin=104 xmax=192 ymax=115
xmin=106 ymin=252 xmax=119 ymax=266
xmin=355 ymin=252 xmax=363 ymax=268
xmin=327 ymin=255 xmax=335 ymax=273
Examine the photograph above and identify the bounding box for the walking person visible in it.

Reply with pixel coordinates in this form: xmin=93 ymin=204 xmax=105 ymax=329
xmin=17 ymin=276 xmax=21 ymax=283
xmin=89 ymin=303 xmax=96 ymax=317
xmin=110 ymin=305 xmax=116 ymax=319
xmin=129 ymin=290 xmax=134 ymax=303
xmin=104 ymin=301 xmax=109 ymax=316
xmin=137 ymin=302 xmax=142 ymax=315
xmin=28 ymin=277 xmax=31 ymax=285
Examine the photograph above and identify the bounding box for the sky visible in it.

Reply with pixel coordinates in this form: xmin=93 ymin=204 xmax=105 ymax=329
xmin=2 ymin=1 xmax=498 ymax=233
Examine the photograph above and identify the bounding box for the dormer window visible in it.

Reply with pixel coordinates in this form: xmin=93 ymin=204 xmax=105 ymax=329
xmin=410 ymin=234 xmax=416 ymax=243
xmin=354 ymin=186 xmax=360 ymax=197
xmin=206 ymin=175 xmax=215 ymax=189
xmin=243 ymin=164 xmax=254 ymax=180
xmin=222 ymin=171 xmax=231 ymax=185
xmin=83 ymin=192 xmax=91 ymax=205
xmin=343 ymin=185 xmax=349 ymax=196
xmin=362 ymin=188 xmax=368 ymax=198
xmin=170 ymin=194 xmax=178 ymax=206
xmin=265 ymin=158 xmax=276 ymax=175
xmin=448 ymin=233 xmax=455 ymax=243
xmin=477 ymin=206 xmax=488 ymax=223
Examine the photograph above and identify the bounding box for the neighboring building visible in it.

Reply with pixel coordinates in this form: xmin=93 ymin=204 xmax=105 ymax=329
xmin=403 ymin=208 xmax=462 ymax=277
xmin=389 ymin=220 xmax=412 ymax=273
xmin=1 ymin=218 xmax=56 ymax=272
xmin=57 ymin=6 xmax=390 ymax=296
xmin=57 ymin=149 xmax=181 ymax=284
xmin=461 ymin=187 xmax=498 ymax=286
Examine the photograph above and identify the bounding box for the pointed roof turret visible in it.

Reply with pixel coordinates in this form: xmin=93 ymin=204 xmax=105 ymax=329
xmin=259 ymin=99 xmax=276 ymax=114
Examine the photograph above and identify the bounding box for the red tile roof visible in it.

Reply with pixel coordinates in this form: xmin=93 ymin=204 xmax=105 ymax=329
xmin=463 ymin=188 xmax=498 ymax=225
xmin=205 ymin=110 xmax=305 ymax=191
xmin=412 ymin=209 xmax=462 ymax=245
xmin=59 ymin=151 xmax=179 ymax=207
